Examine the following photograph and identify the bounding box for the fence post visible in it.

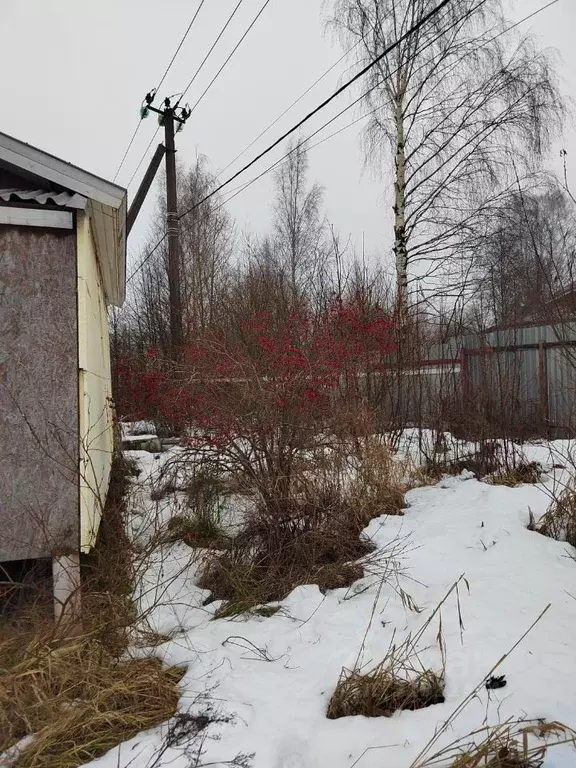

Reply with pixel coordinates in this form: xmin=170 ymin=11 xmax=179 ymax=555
xmin=538 ymin=342 xmax=549 ymax=438
xmin=460 ymin=348 xmax=468 ymax=423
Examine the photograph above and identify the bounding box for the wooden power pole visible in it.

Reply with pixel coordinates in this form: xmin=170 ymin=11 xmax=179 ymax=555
xmin=163 ymin=108 xmax=183 ymax=352
xmin=140 ymin=92 xmax=191 ymax=354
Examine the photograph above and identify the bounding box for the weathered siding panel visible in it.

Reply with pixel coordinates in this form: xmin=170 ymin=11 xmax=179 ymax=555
xmin=77 ymin=212 xmax=114 ymax=551
xmin=0 ymin=225 xmax=78 ymax=561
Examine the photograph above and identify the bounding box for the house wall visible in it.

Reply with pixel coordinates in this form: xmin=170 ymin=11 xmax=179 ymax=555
xmin=77 ymin=211 xmax=114 ymax=552
xmin=0 ymin=224 xmax=79 ymax=562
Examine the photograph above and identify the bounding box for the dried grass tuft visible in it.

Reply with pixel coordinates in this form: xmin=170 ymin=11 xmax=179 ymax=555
xmin=165 ymin=513 xmax=229 ymax=550
xmin=486 ymin=462 xmax=543 ymax=488
xmin=0 ymin=632 xmax=185 ymax=768
xmin=350 ymin=436 xmax=406 ymax=518
xmin=327 ymin=665 xmax=444 ymax=719
xmin=536 ymin=486 xmax=576 ymax=548
xmin=327 ymin=580 xmax=465 ymax=721
xmin=413 ymin=719 xmax=576 ymax=768
xmin=162 ymin=466 xmax=231 ymax=549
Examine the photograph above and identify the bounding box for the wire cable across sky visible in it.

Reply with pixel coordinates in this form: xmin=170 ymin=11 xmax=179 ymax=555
xmin=127 ymin=0 xmax=455 ymax=284
xmin=127 ymin=0 xmax=562 ymax=284
xmin=113 ymin=0 xmax=207 ymax=182
xmin=175 ymin=0 xmax=456 ymax=222
xmin=214 ymin=0 xmax=562 ymax=214
xmin=124 ymin=0 xmax=272 ymax=191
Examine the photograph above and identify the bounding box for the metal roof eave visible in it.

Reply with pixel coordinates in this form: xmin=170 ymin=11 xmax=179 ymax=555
xmin=0 ymin=131 xmax=125 ymax=208
xmin=0 ymin=131 xmax=127 ymax=307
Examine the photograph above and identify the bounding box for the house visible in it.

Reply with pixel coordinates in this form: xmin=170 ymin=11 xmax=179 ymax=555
xmin=0 ymin=131 xmax=126 ymax=619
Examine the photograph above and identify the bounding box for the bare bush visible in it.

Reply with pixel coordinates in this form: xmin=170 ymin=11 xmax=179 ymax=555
xmin=199 ymin=487 xmax=377 ymax=617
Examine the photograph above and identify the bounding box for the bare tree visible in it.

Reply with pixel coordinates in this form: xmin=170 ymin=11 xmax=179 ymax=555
xmin=178 ymin=156 xmax=235 ymax=336
xmin=119 ymin=157 xmax=235 ymax=358
xmin=273 ymin=141 xmax=326 ymax=302
xmin=331 ymin=0 xmax=563 ymax=314
xmin=473 ymin=184 xmax=576 ymax=325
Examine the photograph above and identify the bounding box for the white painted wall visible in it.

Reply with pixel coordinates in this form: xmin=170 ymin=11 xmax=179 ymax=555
xmin=77 ymin=211 xmax=114 ymax=551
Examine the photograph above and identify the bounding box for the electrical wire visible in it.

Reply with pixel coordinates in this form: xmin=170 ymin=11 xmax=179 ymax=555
xmin=179 ymin=0 xmax=245 ymax=103
xmin=187 ymin=0 xmax=275 ymax=118
xmin=176 ymin=0 xmax=456 ymax=222
xmin=127 ymin=0 xmax=561 ymax=284
xmin=216 ymin=45 xmax=361 ymax=179
xmin=124 ymin=0 xmax=245 ymax=190
xmin=113 ymin=0 xmax=207 ymax=182
xmin=125 ymin=129 xmax=162 ymax=190
xmin=215 ymin=0 xmax=562 ymax=211
xmin=179 ymin=0 xmax=562 ymax=222
xmin=126 ymin=233 xmax=167 ymax=284
xmin=127 ymin=0 xmax=456 ymax=283
xmin=156 ymin=0 xmax=208 ymax=94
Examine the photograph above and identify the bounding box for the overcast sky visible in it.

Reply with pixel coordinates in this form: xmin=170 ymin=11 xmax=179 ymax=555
xmin=1 ymin=0 xmax=574 ymax=271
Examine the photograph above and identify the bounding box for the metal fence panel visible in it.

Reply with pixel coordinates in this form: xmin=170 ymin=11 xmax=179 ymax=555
xmin=547 ymin=346 xmax=576 ymax=433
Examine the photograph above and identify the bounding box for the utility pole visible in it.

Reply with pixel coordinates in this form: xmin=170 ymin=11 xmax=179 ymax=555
xmin=162 ymin=107 xmax=183 ymax=352
xmin=140 ymin=91 xmax=191 ymax=355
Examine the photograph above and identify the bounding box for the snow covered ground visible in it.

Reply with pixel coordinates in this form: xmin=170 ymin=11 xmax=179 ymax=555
xmin=88 ymin=439 xmax=576 ymax=768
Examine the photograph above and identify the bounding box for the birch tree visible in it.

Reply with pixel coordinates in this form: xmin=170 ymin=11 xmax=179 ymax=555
xmin=331 ymin=0 xmax=563 ymax=313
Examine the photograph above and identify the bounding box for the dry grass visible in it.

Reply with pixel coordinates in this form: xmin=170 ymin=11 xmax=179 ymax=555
xmin=407 ymin=464 xmax=441 ymax=490
xmin=0 ymin=450 xmax=189 ymax=767
xmin=161 ymin=467 xmax=231 ymax=549
xmin=0 ymin=632 xmax=185 ymax=768
xmin=81 ymin=452 xmax=140 ymax=654
xmin=327 ymin=665 xmax=444 ymax=719
xmin=408 ymin=605 xmax=555 ymax=768
xmin=165 ymin=513 xmax=230 ymax=550
xmin=413 ymin=720 xmax=576 ymax=768
xmin=536 ymin=486 xmax=576 ymax=548
xmin=349 ymin=436 xmax=406 ymax=517
xmin=486 ymin=462 xmax=543 ymax=488
xmin=327 ymin=580 xmax=465 ymax=721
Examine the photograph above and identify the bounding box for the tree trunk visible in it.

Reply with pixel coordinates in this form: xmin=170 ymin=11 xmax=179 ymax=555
xmin=393 ymin=99 xmax=408 ymax=319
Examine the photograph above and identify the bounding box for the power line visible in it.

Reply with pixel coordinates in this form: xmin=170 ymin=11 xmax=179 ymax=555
xmin=188 ymin=0 xmax=275 ymax=119
xmin=126 ymin=129 xmax=162 ymax=189
xmin=157 ymin=0 xmax=208 ymax=94
xmin=126 ymin=234 xmax=167 ymax=284
xmin=216 ymin=0 xmax=559 ymax=209
xmin=113 ymin=0 xmax=207 ymax=182
xmin=216 ymin=0 xmax=489 ymax=202
xmin=220 ymin=111 xmax=371 ymax=209
xmin=179 ymin=0 xmax=245 ymax=103
xmin=176 ymin=0 xmax=456 ymax=222
xmin=127 ymin=0 xmax=560 ymax=284
xmin=216 ymin=40 xmax=361 ymax=179
xmin=127 ymin=0 xmax=456 ymax=283
xmin=124 ymin=0 xmax=245 ymax=190
xmin=179 ymin=0 xmax=562 ymax=223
